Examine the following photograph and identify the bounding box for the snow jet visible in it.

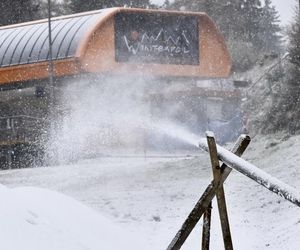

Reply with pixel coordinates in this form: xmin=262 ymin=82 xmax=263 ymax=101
xmin=46 ymin=75 xmax=201 ymax=163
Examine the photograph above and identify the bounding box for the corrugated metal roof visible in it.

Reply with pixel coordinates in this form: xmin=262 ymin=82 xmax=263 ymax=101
xmin=0 ymin=11 xmax=105 ymax=68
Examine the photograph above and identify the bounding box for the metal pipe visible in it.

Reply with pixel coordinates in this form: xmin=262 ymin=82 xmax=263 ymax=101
xmin=47 ymin=0 xmax=54 ymax=101
xmin=198 ymin=138 xmax=300 ymax=207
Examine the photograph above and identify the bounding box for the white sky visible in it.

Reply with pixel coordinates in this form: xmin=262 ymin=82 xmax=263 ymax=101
xmin=151 ymin=0 xmax=298 ymax=26
xmin=272 ymin=0 xmax=297 ymax=25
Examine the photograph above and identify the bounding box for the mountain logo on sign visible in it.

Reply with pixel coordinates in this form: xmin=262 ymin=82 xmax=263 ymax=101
xmin=123 ymin=29 xmax=191 ymax=55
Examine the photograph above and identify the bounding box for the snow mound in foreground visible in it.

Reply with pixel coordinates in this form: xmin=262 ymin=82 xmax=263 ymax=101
xmin=0 ymin=185 xmax=144 ymax=250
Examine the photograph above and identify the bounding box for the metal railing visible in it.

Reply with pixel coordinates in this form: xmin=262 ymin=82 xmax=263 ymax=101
xmin=167 ymin=132 xmax=300 ymax=250
xmin=0 ymin=115 xmax=46 ymax=145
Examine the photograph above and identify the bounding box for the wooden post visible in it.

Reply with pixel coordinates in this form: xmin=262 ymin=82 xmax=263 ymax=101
xmin=166 ymin=134 xmax=251 ymax=250
xmin=206 ymin=132 xmax=233 ymax=250
xmin=201 ymin=202 xmax=212 ymax=250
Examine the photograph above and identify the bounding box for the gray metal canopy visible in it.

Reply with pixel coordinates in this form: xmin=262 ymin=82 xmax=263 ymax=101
xmin=0 ymin=11 xmax=105 ymax=68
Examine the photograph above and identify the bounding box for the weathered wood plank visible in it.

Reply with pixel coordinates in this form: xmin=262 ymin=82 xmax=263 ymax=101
xmin=207 ymin=133 xmax=233 ymax=250
xmin=201 ymin=202 xmax=212 ymax=250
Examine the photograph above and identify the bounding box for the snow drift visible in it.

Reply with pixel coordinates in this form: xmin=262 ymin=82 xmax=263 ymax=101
xmin=0 ymin=185 xmax=146 ymax=250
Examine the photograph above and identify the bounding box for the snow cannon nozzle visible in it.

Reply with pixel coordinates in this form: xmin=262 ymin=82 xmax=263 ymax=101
xmin=197 ymin=138 xmax=208 ymax=151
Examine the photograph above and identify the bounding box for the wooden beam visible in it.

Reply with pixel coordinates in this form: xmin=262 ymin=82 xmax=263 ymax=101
xmin=206 ymin=132 xmax=233 ymax=250
xmin=201 ymin=202 xmax=212 ymax=250
xmin=200 ymin=139 xmax=300 ymax=208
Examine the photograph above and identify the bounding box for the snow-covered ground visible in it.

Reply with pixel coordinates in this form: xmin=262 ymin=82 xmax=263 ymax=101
xmin=0 ymin=133 xmax=299 ymax=249
xmin=0 ymin=185 xmax=146 ymax=250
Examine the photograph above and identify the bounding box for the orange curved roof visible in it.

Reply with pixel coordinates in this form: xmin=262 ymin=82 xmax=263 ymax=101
xmin=0 ymin=10 xmax=111 ymax=68
xmin=0 ymin=7 xmax=232 ymax=86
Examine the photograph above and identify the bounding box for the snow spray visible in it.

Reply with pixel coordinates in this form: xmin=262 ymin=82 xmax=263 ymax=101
xmin=46 ymin=75 xmax=201 ymax=163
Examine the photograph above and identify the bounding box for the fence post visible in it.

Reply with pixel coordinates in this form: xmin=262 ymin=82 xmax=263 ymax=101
xmin=206 ymin=132 xmax=233 ymax=250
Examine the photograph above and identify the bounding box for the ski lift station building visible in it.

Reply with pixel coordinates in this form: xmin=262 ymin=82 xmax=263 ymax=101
xmin=0 ymin=7 xmax=240 ymax=166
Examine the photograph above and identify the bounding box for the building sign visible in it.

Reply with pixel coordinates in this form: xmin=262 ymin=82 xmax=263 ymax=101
xmin=114 ymin=12 xmax=199 ymax=65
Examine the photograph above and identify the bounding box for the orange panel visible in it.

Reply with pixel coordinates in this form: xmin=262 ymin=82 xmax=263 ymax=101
xmin=0 ymin=59 xmax=81 ymax=85
xmin=79 ymin=8 xmax=231 ymax=78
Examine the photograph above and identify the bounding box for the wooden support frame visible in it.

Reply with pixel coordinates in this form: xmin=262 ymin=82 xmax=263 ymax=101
xmin=168 ymin=130 xmax=300 ymax=250
xmin=167 ymin=134 xmax=251 ymax=250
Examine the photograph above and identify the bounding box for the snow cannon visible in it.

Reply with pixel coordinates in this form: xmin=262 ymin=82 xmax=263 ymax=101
xmin=0 ymin=7 xmax=241 ymax=166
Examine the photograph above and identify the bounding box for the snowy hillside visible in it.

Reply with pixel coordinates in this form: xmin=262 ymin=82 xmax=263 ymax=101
xmin=0 ymin=133 xmax=299 ymax=249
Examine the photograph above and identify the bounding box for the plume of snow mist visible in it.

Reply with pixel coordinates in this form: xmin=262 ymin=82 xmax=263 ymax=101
xmin=45 ymin=75 xmax=201 ymax=164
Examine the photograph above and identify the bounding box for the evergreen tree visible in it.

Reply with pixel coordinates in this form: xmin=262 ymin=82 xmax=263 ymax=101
xmin=258 ymin=0 xmax=282 ymax=53
xmin=0 ymin=0 xmax=41 ymax=25
xmin=38 ymin=0 xmax=71 ymax=18
xmin=162 ymin=0 xmax=171 ymax=9
xmin=167 ymin=0 xmax=282 ymax=72
xmin=67 ymin=0 xmax=152 ymax=13
xmin=288 ymin=11 xmax=300 ymax=85
xmin=263 ymin=10 xmax=300 ymax=134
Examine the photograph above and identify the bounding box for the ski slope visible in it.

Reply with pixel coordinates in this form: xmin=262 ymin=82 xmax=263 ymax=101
xmin=0 ymin=133 xmax=299 ymax=249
